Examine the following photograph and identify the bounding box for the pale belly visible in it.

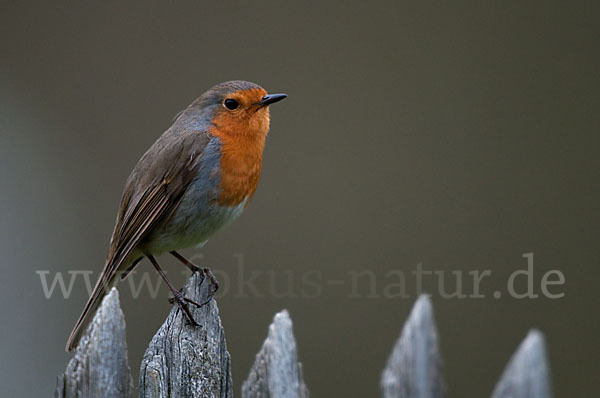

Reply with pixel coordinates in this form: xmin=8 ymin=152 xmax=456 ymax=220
xmin=141 ymin=193 xmax=248 ymax=255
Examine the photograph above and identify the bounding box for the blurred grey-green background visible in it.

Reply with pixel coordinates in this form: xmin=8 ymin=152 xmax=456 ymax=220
xmin=1 ymin=1 xmax=598 ymax=397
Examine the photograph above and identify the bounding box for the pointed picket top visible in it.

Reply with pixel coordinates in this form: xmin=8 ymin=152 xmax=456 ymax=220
xmin=492 ymin=329 xmax=552 ymax=398
xmin=242 ymin=310 xmax=309 ymax=398
xmin=381 ymin=295 xmax=445 ymax=398
xmin=56 ymin=288 xmax=133 ymax=398
xmin=139 ymin=271 xmax=232 ymax=398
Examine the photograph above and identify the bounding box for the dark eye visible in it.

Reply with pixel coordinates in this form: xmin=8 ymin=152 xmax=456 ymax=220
xmin=224 ymin=98 xmax=239 ymax=110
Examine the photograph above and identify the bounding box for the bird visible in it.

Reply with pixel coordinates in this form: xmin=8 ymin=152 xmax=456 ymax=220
xmin=66 ymin=80 xmax=287 ymax=352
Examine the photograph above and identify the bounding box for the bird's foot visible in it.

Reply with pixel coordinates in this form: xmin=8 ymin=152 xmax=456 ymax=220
xmin=183 ymin=268 xmax=219 ymax=308
xmin=202 ymin=267 xmax=219 ymax=294
xmin=167 ymin=268 xmax=219 ymax=321
xmin=170 ymin=288 xmax=200 ymax=326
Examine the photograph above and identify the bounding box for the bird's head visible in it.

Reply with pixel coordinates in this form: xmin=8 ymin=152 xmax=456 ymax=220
xmin=191 ymin=80 xmax=287 ymax=140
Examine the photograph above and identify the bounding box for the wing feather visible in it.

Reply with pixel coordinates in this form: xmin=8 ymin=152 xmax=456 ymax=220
xmin=66 ymin=126 xmax=210 ymax=351
xmin=106 ymin=133 xmax=207 ymax=278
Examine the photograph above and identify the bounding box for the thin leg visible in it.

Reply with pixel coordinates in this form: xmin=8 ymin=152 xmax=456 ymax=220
xmin=170 ymin=250 xmax=219 ymax=293
xmin=170 ymin=251 xmax=201 ymax=273
xmin=147 ymin=255 xmax=199 ymax=326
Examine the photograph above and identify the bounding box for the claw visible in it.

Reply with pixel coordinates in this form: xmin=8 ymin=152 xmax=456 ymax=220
xmin=171 ymin=290 xmax=200 ymax=326
xmin=202 ymin=268 xmax=219 ymax=294
xmin=183 ymin=297 xmax=202 ymax=308
xmin=157 ymin=256 xmax=220 ymax=325
xmin=168 ymin=287 xmax=185 ymax=304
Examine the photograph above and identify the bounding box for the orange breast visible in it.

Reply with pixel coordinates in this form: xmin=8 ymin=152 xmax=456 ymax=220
xmin=209 ymin=100 xmax=270 ymax=207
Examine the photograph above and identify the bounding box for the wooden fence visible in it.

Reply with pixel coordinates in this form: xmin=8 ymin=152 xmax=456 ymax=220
xmin=55 ymin=272 xmax=552 ymax=397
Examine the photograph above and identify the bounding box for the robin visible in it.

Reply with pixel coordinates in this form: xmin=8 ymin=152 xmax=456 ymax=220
xmin=66 ymin=80 xmax=287 ymax=351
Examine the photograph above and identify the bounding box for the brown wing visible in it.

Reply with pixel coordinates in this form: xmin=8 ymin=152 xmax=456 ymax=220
xmin=66 ymin=128 xmax=209 ymax=351
xmin=105 ymin=129 xmax=209 ymax=281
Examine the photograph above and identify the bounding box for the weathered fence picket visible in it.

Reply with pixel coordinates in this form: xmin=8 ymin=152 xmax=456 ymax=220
xmin=138 ymin=272 xmax=231 ymax=398
xmin=56 ymin=275 xmax=553 ymax=397
xmin=492 ymin=329 xmax=552 ymax=398
xmin=381 ymin=295 xmax=445 ymax=398
xmin=56 ymin=288 xmax=133 ymax=398
xmin=241 ymin=310 xmax=308 ymax=398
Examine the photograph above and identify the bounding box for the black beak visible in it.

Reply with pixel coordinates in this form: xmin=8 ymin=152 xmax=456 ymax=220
xmin=260 ymin=93 xmax=287 ymax=106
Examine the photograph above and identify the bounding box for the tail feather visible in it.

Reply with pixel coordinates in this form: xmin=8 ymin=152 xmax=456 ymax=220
xmin=65 ymin=270 xmax=118 ymax=351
